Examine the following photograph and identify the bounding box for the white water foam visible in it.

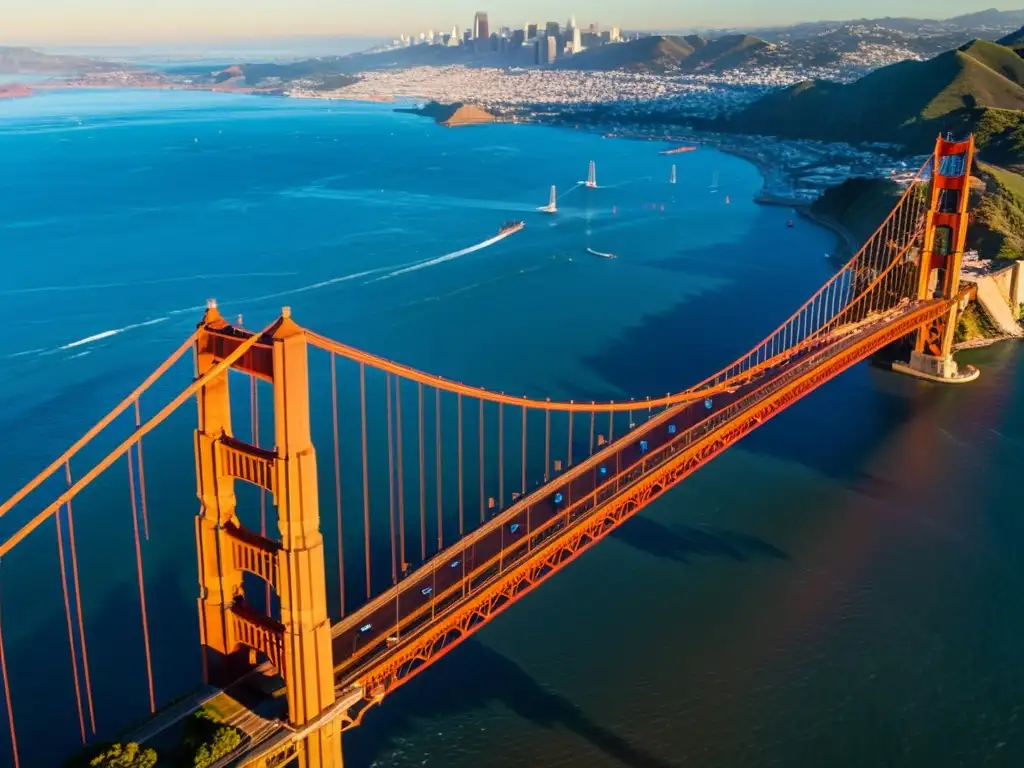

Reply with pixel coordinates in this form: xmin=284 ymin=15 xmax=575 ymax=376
xmin=58 ymin=317 xmax=169 ymax=351
xmin=371 ymin=231 xmax=516 ymax=283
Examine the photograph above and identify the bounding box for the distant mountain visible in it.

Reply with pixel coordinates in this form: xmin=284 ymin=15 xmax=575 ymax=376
xmin=0 ymin=46 xmax=119 ymax=74
xmin=728 ymin=38 xmax=1024 ymax=151
xmin=551 ymin=34 xmax=771 ymax=74
xmin=706 ymin=9 xmax=1024 ymax=64
xmin=946 ymin=8 xmax=1024 ymax=28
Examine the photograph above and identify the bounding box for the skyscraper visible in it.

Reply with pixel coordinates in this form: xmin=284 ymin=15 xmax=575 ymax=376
xmin=474 ymin=12 xmax=489 ymax=40
xmin=572 ymin=26 xmax=582 ymax=53
xmin=545 ymin=35 xmax=558 ymax=64
xmin=526 ymin=23 xmax=538 ymax=40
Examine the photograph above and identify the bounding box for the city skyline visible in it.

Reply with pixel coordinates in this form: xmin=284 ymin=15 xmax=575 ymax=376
xmin=3 ymin=0 xmax=1019 ymax=45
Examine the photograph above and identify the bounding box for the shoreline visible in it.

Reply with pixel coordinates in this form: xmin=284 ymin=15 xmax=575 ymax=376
xmin=797 ymin=206 xmax=859 ymax=254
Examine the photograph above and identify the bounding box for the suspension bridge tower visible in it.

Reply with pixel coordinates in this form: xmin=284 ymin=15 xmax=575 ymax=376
xmin=193 ymin=301 xmax=342 ymax=766
xmin=894 ymin=134 xmax=980 ymax=384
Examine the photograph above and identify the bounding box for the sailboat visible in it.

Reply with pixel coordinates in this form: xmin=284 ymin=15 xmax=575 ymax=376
xmin=670 ymin=165 xmax=677 ymax=185
xmin=710 ymin=171 xmax=719 ymax=193
xmin=584 ymin=161 xmax=597 ymax=189
xmin=539 ymin=185 xmax=557 ymax=214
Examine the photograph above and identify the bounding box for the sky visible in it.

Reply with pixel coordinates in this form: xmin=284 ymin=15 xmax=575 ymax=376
xmin=4 ymin=0 xmax=1021 ymax=46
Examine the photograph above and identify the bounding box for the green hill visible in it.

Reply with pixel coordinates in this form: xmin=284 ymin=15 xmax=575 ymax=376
xmin=728 ymin=38 xmax=1024 ymax=151
xmin=813 ymin=164 xmax=1023 ymax=262
xmin=552 ymin=34 xmax=771 ymax=74
xmin=809 ymin=177 xmax=906 ymax=245
xmin=996 ymin=25 xmax=1024 ymax=50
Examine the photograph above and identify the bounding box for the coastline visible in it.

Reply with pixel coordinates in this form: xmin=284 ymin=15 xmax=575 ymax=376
xmin=797 ymin=207 xmax=859 ymax=254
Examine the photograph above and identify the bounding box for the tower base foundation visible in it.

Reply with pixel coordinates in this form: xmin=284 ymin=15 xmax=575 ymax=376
xmin=891 ymin=351 xmax=979 ymax=384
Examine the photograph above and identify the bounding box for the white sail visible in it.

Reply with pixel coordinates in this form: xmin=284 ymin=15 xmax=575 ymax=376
xmin=670 ymin=165 xmax=677 ymax=184
xmin=586 ymin=160 xmax=597 ymax=188
xmin=540 ymin=185 xmax=557 ymax=213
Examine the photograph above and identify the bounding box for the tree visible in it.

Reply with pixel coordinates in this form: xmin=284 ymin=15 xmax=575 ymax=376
xmin=192 ymin=726 xmax=241 ymax=768
xmin=87 ymin=743 xmax=157 ymax=768
xmin=182 ymin=708 xmax=243 ymax=768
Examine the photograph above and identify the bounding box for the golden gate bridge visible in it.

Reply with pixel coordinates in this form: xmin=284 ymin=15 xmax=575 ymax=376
xmin=0 ymin=136 xmax=979 ymax=767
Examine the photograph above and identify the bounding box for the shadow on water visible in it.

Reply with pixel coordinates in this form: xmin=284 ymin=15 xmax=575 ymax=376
xmin=345 ymin=639 xmax=676 ymax=768
xmin=610 ymin=515 xmax=789 ymax=564
xmin=4 ymin=562 xmax=200 ymax=767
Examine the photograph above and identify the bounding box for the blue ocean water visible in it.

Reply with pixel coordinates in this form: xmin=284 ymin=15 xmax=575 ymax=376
xmin=1 ymin=89 xmax=1023 ymax=767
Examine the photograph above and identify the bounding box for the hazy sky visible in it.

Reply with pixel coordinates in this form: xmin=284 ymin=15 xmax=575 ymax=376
xmin=5 ymin=0 xmax=1019 ymax=45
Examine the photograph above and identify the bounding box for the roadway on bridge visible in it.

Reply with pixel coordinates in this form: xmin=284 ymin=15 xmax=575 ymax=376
xmin=328 ymin=301 xmax=939 ymax=691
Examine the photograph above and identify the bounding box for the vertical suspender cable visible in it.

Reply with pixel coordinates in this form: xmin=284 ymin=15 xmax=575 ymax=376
xmin=360 ymin=363 xmax=371 ymax=600
xmin=478 ymin=400 xmax=485 ymax=523
xmin=127 ymin=447 xmax=155 ymax=713
xmin=435 ymin=388 xmax=443 ymax=552
xmin=386 ymin=375 xmax=397 ymax=585
xmin=498 ymin=404 xmax=504 ymax=510
xmin=418 ymin=383 xmax=426 ymax=561
xmin=417 ymin=382 xmax=425 ymax=561
xmin=64 ymin=462 xmax=94 ymax=734
xmin=568 ymin=411 xmax=574 ymax=467
xmin=457 ymin=395 xmax=464 ymax=536
xmin=521 ymin=405 xmax=527 ymax=496
xmin=56 ymin=506 xmax=86 ymax=743
xmin=133 ymin=400 xmax=150 ymax=541
xmin=544 ymin=407 xmax=550 ymax=480
xmin=330 ymin=355 xmax=345 ymax=617
xmin=0 ymin=560 xmax=18 ymax=768
xmin=396 ymin=378 xmax=405 ymax=573
xmin=590 ymin=408 xmax=595 ymax=456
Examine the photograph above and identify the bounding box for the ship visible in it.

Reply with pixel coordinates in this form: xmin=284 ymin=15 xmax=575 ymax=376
xmin=786 ymin=220 xmax=794 ymax=228
xmin=499 ymin=220 xmax=525 ymax=235
xmin=587 ymin=247 xmax=616 ymax=259
xmin=661 ymin=146 xmax=697 ymax=155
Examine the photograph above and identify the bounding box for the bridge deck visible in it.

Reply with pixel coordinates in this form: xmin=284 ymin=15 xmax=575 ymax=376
xmin=329 ymin=300 xmax=946 ymax=693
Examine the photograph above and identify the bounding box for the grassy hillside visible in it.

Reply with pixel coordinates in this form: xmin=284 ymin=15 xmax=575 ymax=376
xmin=553 ymin=34 xmax=770 ymax=74
xmin=809 ymin=177 xmax=906 ymax=244
xmin=728 ymin=38 xmax=1024 ymax=151
xmin=997 ymin=25 xmax=1024 ymax=49
xmin=971 ymin=162 xmax=1024 ymax=259
xmin=812 ymin=164 xmax=1024 ymax=262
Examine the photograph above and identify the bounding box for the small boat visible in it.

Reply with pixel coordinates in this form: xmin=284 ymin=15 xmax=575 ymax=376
xmin=499 ymin=220 xmax=525 ymax=235
xmin=587 ymin=247 xmax=616 ymax=259
xmin=786 ymin=220 xmax=794 ymax=228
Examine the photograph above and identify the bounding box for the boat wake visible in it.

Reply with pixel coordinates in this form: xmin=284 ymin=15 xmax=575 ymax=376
xmin=49 ymin=317 xmax=171 ymax=354
xmin=371 ymin=229 xmax=520 ymax=282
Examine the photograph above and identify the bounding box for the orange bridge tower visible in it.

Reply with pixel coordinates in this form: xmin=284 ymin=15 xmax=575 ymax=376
xmin=894 ymin=133 xmax=980 ymax=384
xmin=193 ymin=301 xmax=342 ymax=766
